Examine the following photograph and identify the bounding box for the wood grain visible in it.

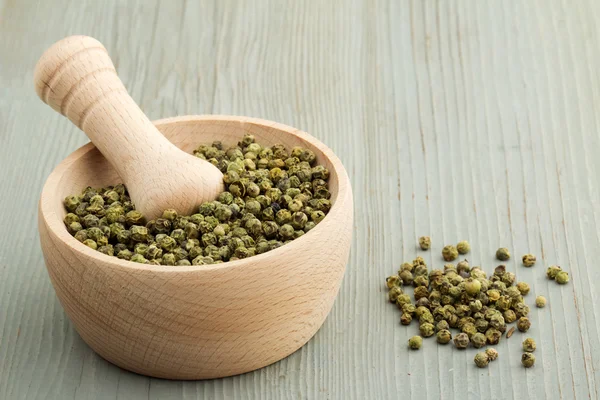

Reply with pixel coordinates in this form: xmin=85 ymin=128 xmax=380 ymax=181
xmin=1 ymin=0 xmax=600 ymax=398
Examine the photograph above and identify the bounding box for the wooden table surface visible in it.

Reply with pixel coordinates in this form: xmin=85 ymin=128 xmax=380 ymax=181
xmin=1 ymin=0 xmax=600 ymax=399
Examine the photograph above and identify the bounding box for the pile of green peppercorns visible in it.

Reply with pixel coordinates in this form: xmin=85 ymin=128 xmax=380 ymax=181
xmin=388 ymin=237 xmax=571 ymax=369
xmin=62 ymin=134 xmax=331 ymax=265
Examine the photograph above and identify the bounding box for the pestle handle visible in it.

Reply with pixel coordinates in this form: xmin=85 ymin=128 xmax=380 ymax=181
xmin=34 ymin=36 xmax=223 ymax=220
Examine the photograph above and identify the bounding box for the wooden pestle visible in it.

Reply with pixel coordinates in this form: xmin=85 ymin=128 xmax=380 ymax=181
xmin=34 ymin=36 xmax=224 ymax=220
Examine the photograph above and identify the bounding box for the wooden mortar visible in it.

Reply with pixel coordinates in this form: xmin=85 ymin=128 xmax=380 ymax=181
xmin=36 ymin=37 xmax=353 ymax=380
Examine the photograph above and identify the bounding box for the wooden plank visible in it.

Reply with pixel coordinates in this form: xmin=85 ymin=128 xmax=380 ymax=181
xmin=1 ymin=0 xmax=599 ymax=398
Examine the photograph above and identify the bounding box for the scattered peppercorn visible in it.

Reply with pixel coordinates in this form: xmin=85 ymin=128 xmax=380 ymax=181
xmin=386 ymin=275 xmax=401 ymax=289
xmin=399 ymin=270 xmax=414 ymax=285
xmin=486 ymin=348 xmax=499 ymax=361
xmin=496 ymin=248 xmax=510 ymax=261
xmin=556 ymin=271 xmax=570 ymax=284
xmin=516 ymin=282 xmax=530 ymax=296
xmin=384 ymin=243 xmax=563 ymax=368
xmin=522 ymin=254 xmax=536 ymax=267
xmin=408 ymin=336 xmax=423 ymax=350
xmin=437 ymin=329 xmax=452 ymax=344
xmin=436 ymin=320 xmax=450 ymax=331
xmin=535 ymin=296 xmax=547 ymax=308
xmin=521 ymin=352 xmax=535 ymax=368
xmin=522 ymin=338 xmax=536 ymax=352
xmin=517 ymin=317 xmax=531 ymax=332
xmin=400 ymin=313 xmax=413 ymax=325
xmin=464 ymin=278 xmax=481 ymax=296
xmin=442 ymin=245 xmax=459 ymax=261
xmin=454 ymin=332 xmax=470 ymax=349
xmin=546 ymin=265 xmax=562 ymax=280
xmin=471 ymin=332 xmax=487 ymax=348
xmin=457 ymin=241 xmax=470 ymax=255
xmin=419 ymin=236 xmax=431 ymax=250
xmin=388 ymin=286 xmax=403 ymax=303
xmin=420 ymin=323 xmax=435 ymax=338
xmin=474 ymin=352 xmax=490 ymax=368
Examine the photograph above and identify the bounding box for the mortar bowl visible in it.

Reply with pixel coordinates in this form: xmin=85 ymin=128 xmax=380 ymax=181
xmin=38 ymin=115 xmax=353 ymax=379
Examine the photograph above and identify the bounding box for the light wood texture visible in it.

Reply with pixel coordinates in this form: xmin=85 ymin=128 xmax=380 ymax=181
xmin=34 ymin=36 xmax=224 ymax=220
xmin=38 ymin=115 xmax=353 ymax=379
xmin=2 ymin=0 xmax=600 ymax=398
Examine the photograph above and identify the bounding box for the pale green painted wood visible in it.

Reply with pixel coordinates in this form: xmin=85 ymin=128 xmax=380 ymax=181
xmin=1 ymin=0 xmax=599 ymax=399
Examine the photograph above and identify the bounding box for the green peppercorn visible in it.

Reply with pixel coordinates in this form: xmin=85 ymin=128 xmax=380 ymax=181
xmin=535 ymin=296 xmax=547 ymax=308
xmin=436 ymin=329 xmax=452 ymax=344
xmin=413 ymin=275 xmax=429 ymax=288
xmin=396 ymin=294 xmax=412 ymax=309
xmin=125 ymin=210 xmax=145 ymax=226
xmin=408 ymin=336 xmax=423 ymax=350
xmin=521 ymin=352 xmax=535 ymax=368
xmin=442 ymin=245 xmax=458 ymax=262
xmin=485 ymin=348 xmax=499 ymax=361
xmin=514 ymin=303 xmax=530 ymax=318
xmin=399 ymin=262 xmax=414 ymax=272
xmin=474 ymin=352 xmax=489 ymax=368
xmin=158 ymin=236 xmax=177 ymax=251
xmin=64 ymin=195 xmax=81 ymax=212
xmin=402 ymin=303 xmax=416 ymax=315
xmin=547 ymin=265 xmax=562 ymax=280
xmin=516 ymin=282 xmax=530 ymax=296
xmin=82 ymin=239 xmax=97 ymax=250
xmin=475 ymin=318 xmax=489 ymax=332
xmin=485 ymin=328 xmax=502 ymax=345
xmin=496 ymin=247 xmax=510 ymax=261
xmin=453 ymin=332 xmax=469 ymax=349
xmin=171 ymin=248 xmax=188 ymax=261
xmin=117 ymin=249 xmax=133 ymax=260
xmin=471 ymin=332 xmax=487 ymax=348
xmin=145 ymin=244 xmax=163 ymax=260
xmin=419 ymin=312 xmax=434 ymax=325
xmin=556 ymin=271 xmax=570 ymax=284
xmin=130 ymin=254 xmax=147 ymax=264
xmin=418 ymin=236 xmax=431 ymax=250
xmin=97 ymin=244 xmax=114 ymax=256
xmin=130 ymin=225 xmax=149 ymax=242
xmin=517 ymin=317 xmax=531 ymax=332
xmin=400 ymin=313 xmax=412 ymax=325
xmin=161 ymin=253 xmax=176 ymax=266
xmin=522 ymin=254 xmax=536 ymax=267
xmin=414 ymin=306 xmax=429 ymax=318
xmin=386 ymin=275 xmax=401 ymax=289
xmin=414 ymin=286 xmax=430 ymax=300
xmin=74 ymin=230 xmax=88 ymax=242
xmin=503 ymin=310 xmax=517 ymax=323
xmin=64 ymin=213 xmax=80 ymax=226
xmin=465 ymin=278 xmax=482 ymax=296
xmin=279 ymin=224 xmax=295 ymax=239
xmin=522 ymin=338 xmax=536 ymax=352
xmin=462 ymin=322 xmax=478 ymax=338
xmin=399 ymin=270 xmax=414 ymax=286
xmin=389 ymin=286 xmax=403 ymax=303
xmin=82 ymin=214 xmax=100 ymax=228
xmin=436 ymin=320 xmax=450 ymax=332
xmin=416 ymin=297 xmax=431 ymax=309
xmin=456 ymin=241 xmax=470 ymax=255
xmin=67 ymin=221 xmax=84 ymax=234
xmin=160 ymin=209 xmax=177 ymax=221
